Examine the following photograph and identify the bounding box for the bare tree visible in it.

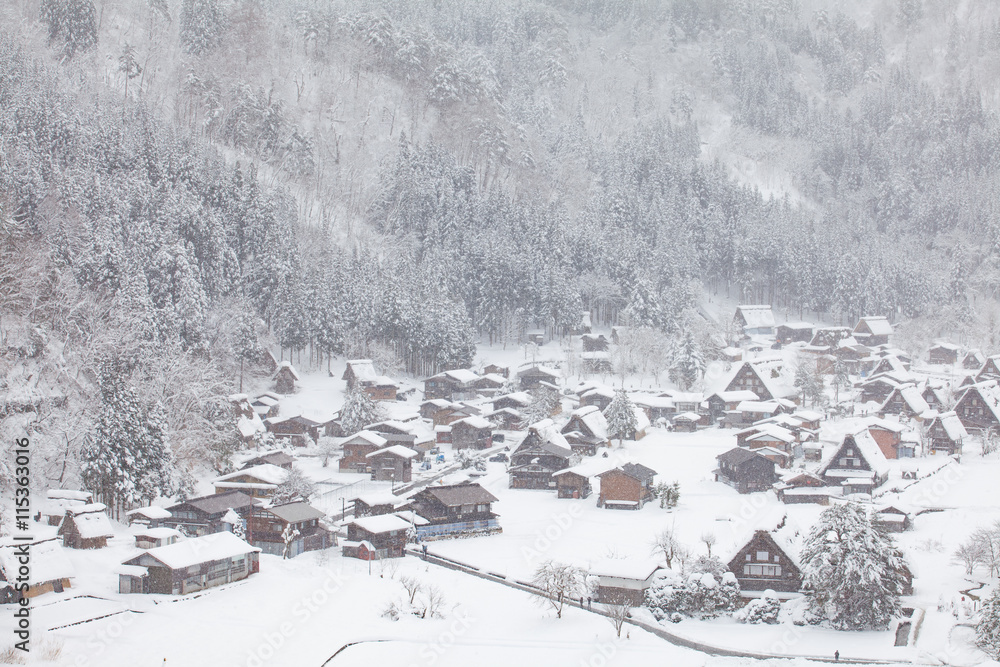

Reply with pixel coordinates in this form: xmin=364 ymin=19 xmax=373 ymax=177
xmin=651 ymin=528 xmax=682 ymax=568
xmin=420 ymin=585 xmax=447 ymax=619
xmin=602 ymin=590 xmax=632 ymax=638
xmin=701 ymin=532 xmax=717 ymax=557
xmin=399 ymin=575 xmax=423 ymax=604
xmin=953 ymin=542 xmax=983 ymax=576
xmin=531 ymin=560 xmax=584 ymax=619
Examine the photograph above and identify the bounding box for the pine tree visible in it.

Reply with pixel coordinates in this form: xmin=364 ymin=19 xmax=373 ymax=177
xmin=181 ymin=0 xmax=225 ymax=55
xmin=40 ymin=0 xmax=98 ymax=58
xmin=800 ymin=504 xmax=907 ymax=631
xmin=340 ymin=385 xmax=383 ymax=434
xmin=670 ymin=329 xmax=704 ymax=390
xmin=604 ymin=390 xmax=638 ymax=447
xmin=977 ymin=587 xmax=1000 ymax=659
xmin=233 ymin=308 xmax=262 ymax=392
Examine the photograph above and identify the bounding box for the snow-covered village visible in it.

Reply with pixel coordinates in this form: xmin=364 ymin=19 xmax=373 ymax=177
xmin=1 ymin=0 xmax=1000 ymax=666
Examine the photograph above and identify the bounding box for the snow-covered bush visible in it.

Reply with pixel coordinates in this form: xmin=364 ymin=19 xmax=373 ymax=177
xmin=644 ymin=569 xmax=740 ymax=620
xmin=734 ymin=591 xmax=781 ymax=624
xmin=977 ymin=587 xmax=1000 ymax=659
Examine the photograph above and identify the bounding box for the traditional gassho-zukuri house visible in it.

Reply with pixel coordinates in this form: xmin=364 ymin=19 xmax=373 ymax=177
xmin=404 ymin=482 xmax=501 ymax=541
xmin=954 ymin=381 xmax=1000 ymax=430
xmin=733 ymin=305 xmax=775 ymax=337
xmin=818 ymin=430 xmax=890 ymax=495
xmin=726 ymin=530 xmax=802 ymax=599
xmin=0 ymin=537 xmax=75 ymax=600
xmin=509 ymin=420 xmax=573 ymax=490
xmin=58 ymin=504 xmax=114 ymax=549
xmin=119 ymin=531 xmax=260 ymax=595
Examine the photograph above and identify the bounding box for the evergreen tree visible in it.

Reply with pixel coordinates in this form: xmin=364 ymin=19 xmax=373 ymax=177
xmin=233 ymin=308 xmax=262 ymax=392
xmin=340 ymin=385 xmax=384 ymax=434
xmin=604 ymin=390 xmax=638 ymax=447
xmin=977 ymin=587 xmax=1000 ymax=659
xmin=40 ymin=0 xmax=98 ymax=58
xmin=670 ymin=329 xmax=704 ymax=390
xmin=81 ymin=359 xmax=176 ymax=517
xmin=181 ymin=0 xmax=225 ymax=55
xmin=800 ymin=504 xmax=907 ymax=631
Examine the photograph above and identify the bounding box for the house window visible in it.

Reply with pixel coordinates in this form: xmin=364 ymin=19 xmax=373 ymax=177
xmin=756 ymin=551 xmax=769 ymax=561
xmin=745 ymin=554 xmax=752 ymax=561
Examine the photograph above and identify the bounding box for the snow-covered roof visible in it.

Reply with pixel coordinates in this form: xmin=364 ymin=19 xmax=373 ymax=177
xmin=526 ymin=418 xmax=571 ymax=453
xmin=66 ymin=507 xmax=114 ymax=540
xmin=351 ymin=514 xmax=413 ymax=534
xmin=935 ymin=411 xmax=968 ymax=441
xmin=930 ymin=342 xmax=960 ymax=352
xmin=273 ymin=361 xmax=300 ymax=380
xmin=736 ymin=400 xmax=781 ymax=413
xmin=736 ymin=305 xmax=775 ymax=329
xmin=673 ymin=411 xmax=702 ymax=422
xmin=127 ymin=506 xmax=172 ymax=521
xmin=517 ymin=364 xmax=561 ymax=379
xmin=345 ymin=359 xmax=378 ymax=382
xmin=432 ymin=368 xmax=480 ymax=384
xmin=856 ymin=316 xmax=893 ymax=336
xmin=865 ymin=417 xmax=906 ymax=433
xmin=264 ymin=502 xmax=327 ymax=523
xmin=127 ymin=532 xmax=259 ymax=570
xmin=792 ymin=410 xmax=823 ymax=422
xmin=0 ymin=539 xmax=74 ymax=586
xmin=47 ymin=489 xmax=92 ymax=502
xmin=343 ymin=430 xmax=389 ymax=448
xmin=566 ymin=405 xmax=609 ymax=440
xmin=215 ymin=464 xmax=290 ymax=486
xmin=747 ymin=428 xmax=795 ymax=444
xmin=882 ymin=384 xmax=930 ymax=414
xmin=366 ymin=445 xmax=420 ymax=460
xmin=711 ymin=390 xmax=759 ymax=403
xmin=633 ymin=406 xmax=651 ymax=431
xmin=631 ymin=394 xmax=676 ymax=408
xmin=453 ymin=415 xmax=493 ymax=430
xmin=238 ymin=413 xmax=266 ymax=438
xmin=134 ymin=527 xmax=183 ymax=540
xmin=589 ymin=558 xmax=661 ymax=581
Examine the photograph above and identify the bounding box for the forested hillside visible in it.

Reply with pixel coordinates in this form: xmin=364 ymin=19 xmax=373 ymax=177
xmin=2 ymin=0 xmax=1000 ymax=497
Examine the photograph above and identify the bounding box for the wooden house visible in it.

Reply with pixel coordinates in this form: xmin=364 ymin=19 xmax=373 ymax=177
xmin=230 ymin=393 xmax=266 ymax=442
xmin=809 ymin=327 xmax=853 ymax=348
xmin=579 ymin=386 xmax=615 ymax=412
xmin=590 ymin=560 xmax=662 ymax=606
xmin=672 ymin=412 xmax=702 ymax=432
xmin=819 ymin=431 xmax=889 ymax=495
xmin=707 ymin=390 xmax=759 ymax=422
xmin=880 ymin=385 xmax=930 ymax=419
xmin=405 ymin=483 xmax=501 ymax=541
xmin=632 ymin=395 xmax=676 ymax=423
xmin=248 ymin=501 xmax=332 ymax=557
xmin=597 ymin=463 xmax=657 ymax=509
xmin=120 ymin=532 xmax=260 ymax=595
xmin=265 ymin=415 xmax=321 ymax=446
xmin=873 ymin=505 xmax=912 ymax=533
xmin=134 ymin=527 xmax=183 ymax=549
xmin=975 ymin=355 xmax=1000 ymax=383
xmin=853 ymin=316 xmax=893 ymax=346
xmin=483 ymin=364 xmax=509 ymax=378
xmin=492 ymin=391 xmax=533 ymax=413
xmin=213 ymin=464 xmax=289 ymax=499
xmin=924 ymin=411 xmax=967 ymax=456
xmin=517 ymin=364 xmax=560 ymax=390
xmin=859 ymin=375 xmax=903 ymax=404
xmin=272 ymin=361 xmax=300 ymax=394
xmin=775 ymin=323 xmax=814 ymax=345
xmin=451 ymin=415 xmax=494 ymax=450
xmin=715 ymin=448 xmax=778 ymax=494
xmin=870 ymin=356 xmax=911 ymax=378
xmin=342 ymin=359 xmax=376 ymax=389
xmin=744 ymin=427 xmax=799 ymax=462
xmin=259 ymin=349 xmax=280 ymax=374
xmin=352 ymin=492 xmax=404 ymax=518
xmin=339 ymin=430 xmax=388 ymax=473
xmin=126 ymin=506 xmax=172 ymax=528
xmin=963 ymin=349 xmax=986 ymax=370
xmin=342 ymin=360 xmax=399 ymax=400
xmin=526 ymin=329 xmax=546 ymax=345
xmin=734 ymin=305 xmax=775 ymax=336
xmin=509 ymin=421 xmax=573 ymax=490
xmin=163 ymin=491 xmax=255 ymax=537
xmin=866 ymin=418 xmax=906 ymax=460
xmin=475 ymin=373 xmax=507 ymax=395
xmin=344 ymin=515 xmax=411 ymax=559
xmin=725 ymin=362 xmax=779 ymax=401
xmin=58 ymin=504 xmax=114 ymax=549
xmin=424 ymin=369 xmax=481 ymax=401
xmin=928 ymin=343 xmax=960 ymax=366
xmin=368 ymin=420 xmax=434 ymax=452
xmin=553 ymin=468 xmax=593 ymax=499
xmin=727 ymin=530 xmax=802 ymax=595
xmin=420 ymin=399 xmax=456 ymax=423
xmin=0 ymin=538 xmax=74 ymax=600
xmin=251 ymin=392 xmax=280 ymax=418
xmin=954 ymin=382 xmax=1000 ymax=430
xmin=40 ymin=489 xmax=93 ymax=527
xmin=922 ymin=385 xmax=949 ymax=410
xmin=366 ymin=445 xmax=419 ymax=483
xmin=581 ymin=333 xmax=609 ymax=352
xmin=486 ymin=407 xmax=522 ymax=430
xmin=776 ymin=471 xmax=840 ymax=505
xmin=241 ymin=451 xmax=295 ymax=471
xmin=561 ymin=405 xmax=608 ymax=452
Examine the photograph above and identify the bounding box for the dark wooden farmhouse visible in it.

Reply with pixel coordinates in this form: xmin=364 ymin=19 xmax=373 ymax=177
xmin=924 ymin=411 xmax=967 ymax=456
xmin=58 ymin=504 xmax=114 ymax=549
xmin=775 ymin=322 xmax=814 ymax=345
xmin=818 ymin=431 xmax=889 ymax=495
xmin=120 ymin=532 xmax=260 ymax=595
xmin=451 ymin=415 xmax=494 ymax=450
xmin=248 ymin=501 xmax=332 ymax=557
xmin=954 ymin=382 xmax=1000 ymax=430
xmin=853 ymin=316 xmax=892 ymax=346
xmin=366 ymin=445 xmax=418 ymax=483
xmin=405 ymin=482 xmax=501 ymax=541
xmin=508 ymin=421 xmax=573 ymax=490
xmin=727 ymin=530 xmax=802 ymax=595
xmin=241 ymin=451 xmax=295 ymax=470
xmin=597 ymin=463 xmax=657 ymax=509
xmin=715 ymin=448 xmax=778 ymax=494
xmin=516 ymin=364 xmax=560 ymax=390
xmin=343 ymin=514 xmax=412 ymax=559
xmin=424 ymin=369 xmax=481 ymax=401
xmin=339 ymin=430 xmax=388 ymax=473
xmin=734 ymin=305 xmax=775 ymax=336
xmin=553 ymin=468 xmax=592 ymax=499
xmin=963 ymin=349 xmax=986 ymax=370
xmin=272 ymin=361 xmax=300 ymax=394
xmin=265 ymin=415 xmax=321 ymax=446
xmin=163 ymin=491 xmax=255 ymax=537
xmin=928 ymin=343 xmax=960 ymax=365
